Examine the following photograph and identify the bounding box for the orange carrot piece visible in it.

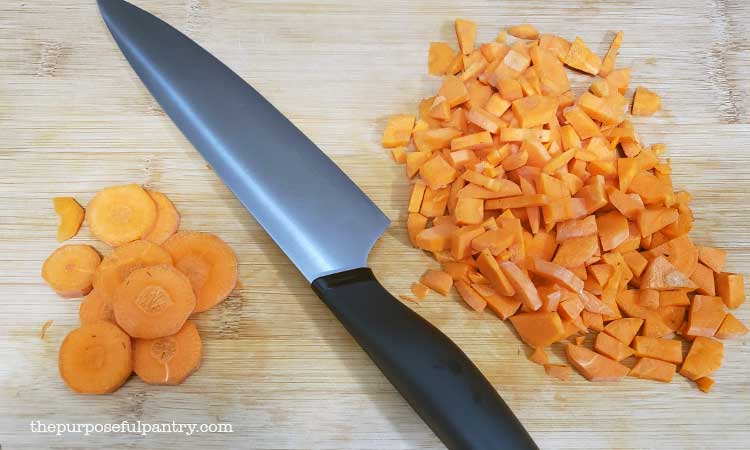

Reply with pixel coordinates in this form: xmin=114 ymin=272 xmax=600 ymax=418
xmin=686 ymin=295 xmax=725 ymax=337
xmin=529 ymin=258 xmax=584 ymax=293
xmin=455 ymin=280 xmax=487 ymax=311
xmin=690 ymin=262 xmax=716 ymax=296
xmin=143 ymin=190 xmax=180 ymax=245
xmin=715 ymin=314 xmax=749 ymax=340
xmin=637 ymin=207 xmax=679 ymax=237
xmin=697 ymin=246 xmax=726 ymax=273
xmin=416 ymin=223 xmax=456 ymax=252
xmin=552 ymin=234 xmax=599 ymax=268
xmin=406 ymin=151 xmax=431 ymax=177
xmin=596 ymin=211 xmax=628 ymax=252
xmin=564 ymin=37 xmax=602 ymax=75
xmin=632 ymin=87 xmax=660 ymax=116
xmin=476 ymin=250 xmax=515 ymax=296
xmin=598 ymin=31 xmax=623 ymax=77
xmin=715 ymin=272 xmax=746 ymax=309
xmin=679 ymin=336 xmax=723 ymax=380
xmin=420 ymin=154 xmax=458 ymax=190
xmin=500 ymin=261 xmax=542 ymax=311
xmin=428 ymin=42 xmax=456 ymax=75
xmin=58 ymin=321 xmax=132 ymax=394
xmin=86 ymin=184 xmax=157 ymax=247
xmin=556 ymin=216 xmax=598 ymax=242
xmin=79 ymin=290 xmax=114 ymax=325
xmin=528 ymin=347 xmax=549 ymax=365
xmin=539 ymin=34 xmax=571 ymax=62
xmin=565 ymin=344 xmax=629 ymax=381
xmin=558 ymin=295 xmax=585 ymax=322
xmin=510 ymin=312 xmax=566 ymax=347
xmin=113 ymin=265 xmax=196 ymax=339
xmin=391 ymin=147 xmax=407 ymax=164
xmin=408 ymin=184 xmax=427 ymax=213
xmin=632 ymin=336 xmax=682 ymax=364
xmin=133 ymin=320 xmax=202 ymax=385
xmin=484 ymin=292 xmax=522 ymax=319
xmin=629 ymin=357 xmax=675 ymax=383
xmin=622 ymin=251 xmax=648 ymax=278
xmin=544 ymin=364 xmax=572 ymax=381
xmin=451 ymin=224 xmax=485 ymax=259
xmin=511 ymin=95 xmax=558 ymax=128
xmin=93 ymin=240 xmax=173 ymax=300
xmin=407 ymin=213 xmax=428 ymax=247
xmin=603 ymin=318 xmax=643 ymax=345
xmin=411 ymin=282 xmax=430 ymax=299
xmin=439 ymin=74 xmax=470 ymax=108
xmin=582 ymin=310 xmax=604 ymax=331
xmin=563 ymin=107 xmax=600 ymax=139
xmin=414 ymin=128 xmax=462 ymax=152
xmin=640 ymin=255 xmax=695 ymax=291
xmin=695 ymin=376 xmax=715 ymax=393
xmin=507 ymin=24 xmax=539 ymax=40
xmin=420 ymin=269 xmax=454 ymax=296
xmin=53 ymin=197 xmax=85 ymax=242
xmin=594 ymin=331 xmax=634 ymax=361
xmin=472 ymin=229 xmax=514 ymax=255
xmin=639 ymin=289 xmax=660 ymax=310
xmin=451 ymin=131 xmax=493 ymax=151
xmin=163 ymin=231 xmax=239 ymax=313
xmin=455 ymin=19 xmax=476 ymax=55
xmin=588 ymin=263 xmax=613 ymax=286
xmin=42 ymin=244 xmax=101 ymax=298
xmin=660 ymin=290 xmax=690 ymax=307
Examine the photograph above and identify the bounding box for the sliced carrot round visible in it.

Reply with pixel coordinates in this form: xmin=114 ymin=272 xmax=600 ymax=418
xmin=79 ymin=289 xmax=114 ymax=324
xmin=133 ymin=320 xmax=202 ymax=385
xmin=41 ymin=244 xmax=101 ymax=298
xmin=86 ymin=184 xmax=157 ymax=247
xmin=143 ymin=190 xmax=180 ymax=244
xmin=53 ymin=197 xmax=85 ymax=242
xmin=163 ymin=231 xmax=238 ymax=313
xmin=93 ymin=240 xmax=173 ymax=299
xmin=113 ymin=265 xmax=196 ymax=339
xmin=58 ymin=321 xmax=132 ymax=394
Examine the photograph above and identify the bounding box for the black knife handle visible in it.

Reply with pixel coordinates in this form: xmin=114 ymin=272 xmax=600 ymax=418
xmin=312 ymin=268 xmax=539 ymax=450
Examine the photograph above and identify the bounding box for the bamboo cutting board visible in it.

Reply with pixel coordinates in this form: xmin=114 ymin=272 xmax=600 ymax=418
xmin=1 ymin=1 xmax=749 ymax=449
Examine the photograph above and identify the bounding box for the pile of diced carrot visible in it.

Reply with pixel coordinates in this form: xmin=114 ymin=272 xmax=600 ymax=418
xmin=42 ymin=184 xmax=238 ymax=394
xmin=382 ymin=21 xmax=747 ymax=389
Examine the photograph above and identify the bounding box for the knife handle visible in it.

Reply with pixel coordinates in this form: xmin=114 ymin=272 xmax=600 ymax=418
xmin=312 ymin=268 xmax=539 ymax=450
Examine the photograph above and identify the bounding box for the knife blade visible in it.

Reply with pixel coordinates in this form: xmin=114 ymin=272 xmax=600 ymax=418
xmin=97 ymin=1 xmax=539 ymax=449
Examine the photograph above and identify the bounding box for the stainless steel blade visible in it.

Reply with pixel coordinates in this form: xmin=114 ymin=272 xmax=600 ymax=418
xmin=97 ymin=0 xmax=390 ymax=282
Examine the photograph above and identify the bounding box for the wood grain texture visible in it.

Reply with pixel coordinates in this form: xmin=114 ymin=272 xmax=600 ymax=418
xmin=1 ymin=1 xmax=749 ymax=449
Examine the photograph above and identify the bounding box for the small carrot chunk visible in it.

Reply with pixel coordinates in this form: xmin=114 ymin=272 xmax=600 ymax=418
xmin=599 ymin=31 xmax=623 ymax=77
xmin=455 ymin=19 xmax=477 ymax=55
xmin=564 ymin=37 xmax=602 ymax=75
xmin=528 ymin=347 xmax=549 ymax=365
xmin=715 ymin=313 xmax=749 ymax=340
xmin=679 ymin=336 xmax=723 ymax=380
xmin=511 ymin=95 xmax=558 ymax=128
xmin=544 ymin=364 xmax=571 ymax=381
xmin=476 ymin=250 xmax=515 ymax=296
xmin=510 ymin=312 xmax=566 ymax=347
xmin=455 ymin=280 xmax=487 ymax=311
xmin=439 ymin=75 xmax=470 ymax=108
xmin=565 ymin=344 xmax=629 ymax=381
xmin=715 ymin=272 xmax=746 ymax=309
xmin=686 ymin=295 xmax=725 ymax=337
xmin=640 ymin=255 xmax=695 ymax=291
xmin=407 ymin=213 xmax=428 ymax=247
xmin=632 ymin=336 xmax=683 ymax=364
xmin=420 ymin=269 xmax=454 ymax=296
xmin=639 ymin=289 xmax=660 ymax=310
xmin=500 ymin=261 xmax=542 ymax=311
xmin=428 ymin=42 xmax=456 ymax=75
xmin=695 ymin=376 xmax=715 ymax=393
xmin=695 ymin=246 xmax=726 ymax=274
xmin=53 ymin=197 xmax=85 ymax=242
xmin=552 ymin=234 xmax=599 ymax=268
xmin=690 ymin=262 xmax=716 ymax=296
xmin=529 ymin=258 xmax=584 ymax=293
xmin=507 ymin=24 xmax=539 ymax=40
xmin=632 ymin=87 xmax=660 ymax=116
xmin=603 ymin=318 xmax=643 ymax=345
xmin=596 ymin=211 xmax=629 ymax=252
xmin=382 ymin=114 xmax=416 ymax=148
xmin=484 ymin=292 xmax=522 ymax=320
xmin=411 ymin=282 xmax=430 ymax=299
xmin=420 ymin=154 xmax=458 ymax=190
xmin=629 ymin=357 xmax=675 ymax=383
xmin=594 ymin=331 xmax=634 ymax=361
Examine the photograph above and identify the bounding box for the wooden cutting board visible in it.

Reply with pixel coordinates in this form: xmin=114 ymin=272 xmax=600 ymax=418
xmin=1 ymin=1 xmax=748 ymax=449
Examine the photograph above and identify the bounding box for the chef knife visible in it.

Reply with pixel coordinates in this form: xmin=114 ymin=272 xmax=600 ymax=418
xmin=96 ymin=1 xmax=539 ymax=449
